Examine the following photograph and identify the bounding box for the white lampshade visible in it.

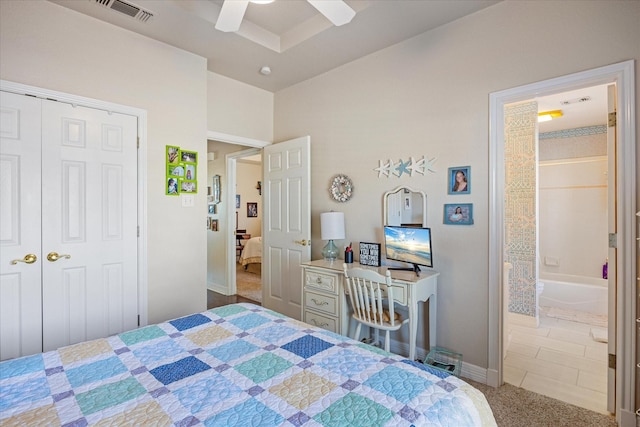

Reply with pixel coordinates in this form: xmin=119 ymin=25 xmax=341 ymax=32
xmin=320 ymin=212 xmax=345 ymax=240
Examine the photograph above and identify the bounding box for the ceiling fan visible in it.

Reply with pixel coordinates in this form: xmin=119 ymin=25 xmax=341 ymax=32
xmin=215 ymin=0 xmax=356 ymax=32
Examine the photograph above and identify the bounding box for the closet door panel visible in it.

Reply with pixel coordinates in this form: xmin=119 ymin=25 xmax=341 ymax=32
xmin=41 ymin=100 xmax=138 ymax=352
xmin=0 ymin=92 xmax=42 ymax=361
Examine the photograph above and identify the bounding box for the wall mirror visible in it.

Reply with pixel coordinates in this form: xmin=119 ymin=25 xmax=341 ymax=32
xmin=383 ymin=186 xmax=427 ymax=227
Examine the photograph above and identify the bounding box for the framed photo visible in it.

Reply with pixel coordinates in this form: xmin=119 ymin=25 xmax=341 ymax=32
xmin=247 ymin=202 xmax=258 ymax=218
xmin=168 ymin=164 xmax=184 ymax=177
xmin=181 ymin=180 xmax=197 ymax=193
xmin=211 ymin=219 xmax=218 ymax=232
xmin=185 ymin=164 xmax=196 ymax=181
xmin=404 ymin=195 xmax=411 ymax=210
xmin=359 ymin=242 xmax=381 ymax=267
xmin=167 ymin=146 xmax=180 ymax=164
xmin=212 ymin=175 xmax=221 ymax=204
xmin=167 ymin=177 xmax=178 ymax=196
xmin=444 ymin=203 xmax=474 ymax=225
xmin=180 ymin=150 xmax=197 ymax=163
xmin=208 ymin=204 xmax=214 ymax=214
xmin=448 ymin=166 xmax=470 ymax=194
xmin=236 ymin=194 xmax=241 ymax=209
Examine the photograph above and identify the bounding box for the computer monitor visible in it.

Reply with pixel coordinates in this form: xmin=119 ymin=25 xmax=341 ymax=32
xmin=383 ymin=225 xmax=433 ymax=276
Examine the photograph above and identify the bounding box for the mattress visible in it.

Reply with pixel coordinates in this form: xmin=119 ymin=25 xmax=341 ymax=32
xmin=240 ymin=236 xmax=262 ymax=266
xmin=0 ymin=303 xmax=497 ymax=426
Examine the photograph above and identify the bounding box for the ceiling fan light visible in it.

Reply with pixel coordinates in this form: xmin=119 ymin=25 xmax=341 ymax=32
xmin=249 ymin=0 xmax=274 ymax=4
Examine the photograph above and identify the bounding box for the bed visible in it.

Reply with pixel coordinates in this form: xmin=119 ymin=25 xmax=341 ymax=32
xmin=239 ymin=236 xmax=262 ymax=267
xmin=0 ymin=303 xmax=497 ymax=426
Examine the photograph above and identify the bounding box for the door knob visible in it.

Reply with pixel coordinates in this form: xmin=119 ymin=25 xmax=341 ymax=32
xmin=294 ymin=239 xmax=310 ymax=246
xmin=47 ymin=252 xmax=71 ymax=262
xmin=10 ymin=254 xmax=37 ymax=265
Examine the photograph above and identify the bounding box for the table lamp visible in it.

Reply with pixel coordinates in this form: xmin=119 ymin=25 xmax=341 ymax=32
xmin=320 ymin=211 xmax=345 ymax=261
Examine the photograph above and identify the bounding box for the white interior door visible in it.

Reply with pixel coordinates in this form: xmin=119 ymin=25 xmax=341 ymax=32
xmin=606 ymin=83 xmax=617 ymax=413
xmin=262 ymin=136 xmax=310 ymax=319
xmin=0 ymin=92 xmax=43 ymax=360
xmin=41 ymin=100 xmax=139 ymax=351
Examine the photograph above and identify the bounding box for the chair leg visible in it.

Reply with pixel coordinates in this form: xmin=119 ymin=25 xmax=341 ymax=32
xmin=384 ymin=331 xmax=390 ymax=352
xmin=354 ymin=323 xmax=362 ymax=342
xmin=374 ymin=328 xmax=380 ymax=347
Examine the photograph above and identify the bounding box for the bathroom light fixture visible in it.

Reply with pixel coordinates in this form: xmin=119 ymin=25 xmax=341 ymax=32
xmin=538 ymin=110 xmax=563 ymax=122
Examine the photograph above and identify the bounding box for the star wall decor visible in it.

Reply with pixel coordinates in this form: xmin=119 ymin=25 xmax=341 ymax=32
xmin=374 ymin=156 xmax=437 ymax=178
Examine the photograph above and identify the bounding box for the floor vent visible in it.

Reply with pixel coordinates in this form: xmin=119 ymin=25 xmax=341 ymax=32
xmin=94 ymin=0 xmax=153 ymax=23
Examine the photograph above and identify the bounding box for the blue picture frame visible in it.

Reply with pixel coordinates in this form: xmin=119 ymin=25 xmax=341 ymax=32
xmin=444 ymin=203 xmax=474 ymax=225
xmin=236 ymin=194 xmax=241 ymax=209
xmin=448 ymin=166 xmax=470 ymax=195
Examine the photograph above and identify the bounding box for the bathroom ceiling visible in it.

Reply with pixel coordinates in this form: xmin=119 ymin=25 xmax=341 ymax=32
xmin=537 ymin=84 xmax=609 ymax=133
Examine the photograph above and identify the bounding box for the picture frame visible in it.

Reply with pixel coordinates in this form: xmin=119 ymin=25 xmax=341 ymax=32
xmin=236 ymin=194 xmax=241 ymax=209
xmin=359 ymin=242 xmax=381 ymax=267
xmin=212 ymin=175 xmax=221 ymax=204
xmin=443 ymin=203 xmax=474 ymax=225
xmin=404 ymin=195 xmax=412 ymax=210
xmin=180 ymin=180 xmax=197 ymax=193
xmin=208 ymin=204 xmax=214 ymax=214
xmin=211 ymin=219 xmax=218 ymax=232
xmin=247 ymin=202 xmax=258 ymax=218
xmin=180 ymin=150 xmax=197 ymax=163
xmin=448 ymin=166 xmax=471 ymax=195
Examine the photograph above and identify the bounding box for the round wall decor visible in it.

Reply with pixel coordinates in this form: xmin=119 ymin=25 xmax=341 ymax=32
xmin=330 ymin=174 xmax=353 ymax=202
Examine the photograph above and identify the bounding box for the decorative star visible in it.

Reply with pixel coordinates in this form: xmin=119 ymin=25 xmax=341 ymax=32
xmin=408 ymin=156 xmax=424 ymax=176
xmin=374 ymin=159 xmax=391 ymax=178
xmin=395 ymin=159 xmax=411 ymax=177
xmin=425 ymin=157 xmax=438 ymax=173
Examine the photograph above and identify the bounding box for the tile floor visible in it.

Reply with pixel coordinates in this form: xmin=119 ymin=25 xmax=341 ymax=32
xmin=504 ymin=308 xmax=609 ymax=415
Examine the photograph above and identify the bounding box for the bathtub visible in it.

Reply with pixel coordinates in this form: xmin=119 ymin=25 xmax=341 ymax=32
xmin=538 ymin=273 xmax=608 ymax=316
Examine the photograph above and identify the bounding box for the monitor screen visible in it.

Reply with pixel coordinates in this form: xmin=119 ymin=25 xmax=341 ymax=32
xmin=384 ymin=226 xmax=433 ymax=268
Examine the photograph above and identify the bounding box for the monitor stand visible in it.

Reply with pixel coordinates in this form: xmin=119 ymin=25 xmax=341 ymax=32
xmin=387 ymin=263 xmax=421 ymax=277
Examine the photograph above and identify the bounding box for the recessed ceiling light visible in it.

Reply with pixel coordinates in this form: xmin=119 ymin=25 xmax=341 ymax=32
xmin=260 ymin=66 xmax=271 ymax=76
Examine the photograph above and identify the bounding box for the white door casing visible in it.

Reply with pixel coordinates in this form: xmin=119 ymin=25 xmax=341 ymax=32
xmin=0 ymin=92 xmax=43 ymax=360
xmin=262 ymin=136 xmax=311 ymax=319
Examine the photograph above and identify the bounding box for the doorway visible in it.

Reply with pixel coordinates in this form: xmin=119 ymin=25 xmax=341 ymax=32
xmin=488 ymin=60 xmax=636 ymax=424
xmin=502 ymin=85 xmax=610 ymax=414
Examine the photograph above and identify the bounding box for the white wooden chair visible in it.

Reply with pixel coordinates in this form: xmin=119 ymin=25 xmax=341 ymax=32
xmin=343 ymin=263 xmax=408 ymax=352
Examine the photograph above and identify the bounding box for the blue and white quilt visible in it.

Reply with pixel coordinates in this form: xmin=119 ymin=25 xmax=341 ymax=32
xmin=1 ymin=303 xmax=496 ymax=426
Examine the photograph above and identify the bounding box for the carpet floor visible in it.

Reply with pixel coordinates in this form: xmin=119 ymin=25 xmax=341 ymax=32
xmin=466 ymin=379 xmax=617 ymax=427
xmin=236 ymin=263 xmax=262 ymax=303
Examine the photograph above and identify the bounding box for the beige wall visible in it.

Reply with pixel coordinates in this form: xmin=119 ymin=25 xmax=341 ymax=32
xmin=0 ymin=0 xmax=208 ymax=324
xmin=274 ymin=0 xmax=640 ymax=368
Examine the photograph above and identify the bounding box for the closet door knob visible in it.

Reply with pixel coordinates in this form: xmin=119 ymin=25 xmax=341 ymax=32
xmin=294 ymin=239 xmax=310 ymax=246
xmin=10 ymin=254 xmax=37 ymax=265
xmin=47 ymin=252 xmax=71 ymax=262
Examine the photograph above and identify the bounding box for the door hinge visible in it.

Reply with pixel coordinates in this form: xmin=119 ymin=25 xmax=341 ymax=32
xmin=137 ymin=137 xmax=140 ymax=149
xmin=608 ymin=111 xmax=616 ymax=127
xmin=608 ymin=233 xmax=617 ymax=248
xmin=608 ymin=353 xmax=616 ymax=369
xmin=137 ymin=226 xmax=140 ymax=237
xmin=137 ymin=315 xmax=140 ymax=327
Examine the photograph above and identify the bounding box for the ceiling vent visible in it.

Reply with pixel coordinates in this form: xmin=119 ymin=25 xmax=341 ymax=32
xmin=94 ymin=0 xmax=153 ymax=23
xmin=560 ymin=96 xmax=591 ymax=106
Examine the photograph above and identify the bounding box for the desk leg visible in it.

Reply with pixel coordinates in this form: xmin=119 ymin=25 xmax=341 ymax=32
xmin=408 ymin=301 xmax=417 ymax=361
xmin=429 ymin=293 xmax=437 ymax=350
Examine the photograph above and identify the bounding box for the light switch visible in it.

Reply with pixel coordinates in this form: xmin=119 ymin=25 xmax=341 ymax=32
xmin=182 ymin=194 xmax=194 ymax=207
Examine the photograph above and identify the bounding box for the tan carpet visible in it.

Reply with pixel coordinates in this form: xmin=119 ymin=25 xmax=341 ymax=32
xmin=236 ymin=263 xmax=261 ymax=303
xmin=466 ymin=380 xmax=617 ymax=427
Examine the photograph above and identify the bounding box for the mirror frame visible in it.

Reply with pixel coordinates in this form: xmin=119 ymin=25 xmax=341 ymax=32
xmin=383 ymin=186 xmax=427 ymax=228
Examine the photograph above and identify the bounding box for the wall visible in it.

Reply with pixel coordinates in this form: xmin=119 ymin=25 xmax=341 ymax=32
xmin=273 ymin=0 xmax=640 ymax=369
xmin=236 ymin=160 xmax=263 ymax=237
xmin=0 ymin=0 xmax=208 ymax=324
xmin=539 ymin=127 xmax=608 ymax=279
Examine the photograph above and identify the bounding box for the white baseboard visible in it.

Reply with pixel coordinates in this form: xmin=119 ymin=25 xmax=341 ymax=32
xmin=208 ymin=282 xmax=228 ymax=295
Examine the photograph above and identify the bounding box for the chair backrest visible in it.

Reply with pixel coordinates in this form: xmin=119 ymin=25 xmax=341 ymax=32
xmin=343 ymin=264 xmax=398 ymax=327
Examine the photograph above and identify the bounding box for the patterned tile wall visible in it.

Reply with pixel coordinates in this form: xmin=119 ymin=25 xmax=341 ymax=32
xmin=539 ymin=125 xmax=607 ymax=161
xmin=504 ymin=101 xmax=538 ymax=317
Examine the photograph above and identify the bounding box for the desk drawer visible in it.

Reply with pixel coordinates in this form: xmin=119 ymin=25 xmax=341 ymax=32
xmin=305 ymin=291 xmax=338 ymax=316
xmin=304 ymin=310 xmax=337 ymax=333
xmin=304 ymin=270 xmax=338 ymax=294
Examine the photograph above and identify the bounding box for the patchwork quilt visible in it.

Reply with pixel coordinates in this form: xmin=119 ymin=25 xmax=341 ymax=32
xmin=0 ymin=303 xmax=497 ymax=426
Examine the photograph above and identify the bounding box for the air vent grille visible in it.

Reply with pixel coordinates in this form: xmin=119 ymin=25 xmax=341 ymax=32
xmin=560 ymin=96 xmax=591 ymax=105
xmin=94 ymin=0 xmax=153 ymax=23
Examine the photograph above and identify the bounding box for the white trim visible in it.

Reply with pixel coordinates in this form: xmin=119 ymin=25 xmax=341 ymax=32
xmin=488 ymin=60 xmax=636 ymax=425
xmin=207 ymin=130 xmax=270 ymax=148
xmin=0 ymin=79 xmax=150 ymax=327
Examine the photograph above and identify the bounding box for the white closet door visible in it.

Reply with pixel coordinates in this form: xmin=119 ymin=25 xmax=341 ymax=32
xmin=41 ymin=100 xmax=139 ymax=351
xmin=0 ymin=92 xmax=43 ymax=361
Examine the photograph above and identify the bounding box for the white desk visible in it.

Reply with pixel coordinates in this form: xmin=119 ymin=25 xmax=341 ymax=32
xmin=301 ymin=260 xmax=438 ymax=360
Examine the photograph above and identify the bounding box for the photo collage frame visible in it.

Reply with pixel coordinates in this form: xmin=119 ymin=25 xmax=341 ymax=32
xmin=166 ymin=145 xmax=198 ymax=196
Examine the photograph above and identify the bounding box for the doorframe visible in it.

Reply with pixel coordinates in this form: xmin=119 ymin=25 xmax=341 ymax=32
xmin=207 ymin=131 xmax=270 ymax=297
xmin=0 ymin=79 xmax=150 ymax=326
xmin=488 ymin=60 xmax=636 ymax=424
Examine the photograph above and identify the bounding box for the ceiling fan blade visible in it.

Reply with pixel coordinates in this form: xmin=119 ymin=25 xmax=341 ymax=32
xmin=215 ymin=0 xmax=249 ymax=32
xmin=307 ymin=0 xmax=355 ymax=26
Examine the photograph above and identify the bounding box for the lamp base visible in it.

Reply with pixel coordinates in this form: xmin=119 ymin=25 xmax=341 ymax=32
xmin=322 ymin=240 xmax=339 ymax=261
